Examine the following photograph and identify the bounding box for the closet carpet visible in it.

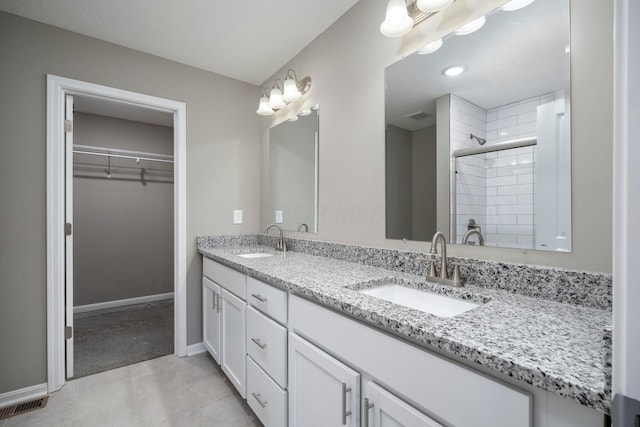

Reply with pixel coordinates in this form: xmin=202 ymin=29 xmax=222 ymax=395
xmin=73 ymin=300 xmax=174 ymax=379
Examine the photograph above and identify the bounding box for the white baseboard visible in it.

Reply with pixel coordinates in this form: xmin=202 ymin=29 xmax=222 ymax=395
xmin=74 ymin=292 xmax=174 ymax=314
xmin=186 ymin=342 xmax=206 ymax=356
xmin=0 ymin=383 xmax=47 ymax=407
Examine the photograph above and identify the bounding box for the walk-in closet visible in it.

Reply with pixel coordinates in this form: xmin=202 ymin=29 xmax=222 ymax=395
xmin=71 ymin=100 xmax=175 ymax=378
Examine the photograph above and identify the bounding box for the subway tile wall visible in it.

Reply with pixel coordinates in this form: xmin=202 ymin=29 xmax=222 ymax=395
xmin=450 ymin=92 xmax=564 ymax=249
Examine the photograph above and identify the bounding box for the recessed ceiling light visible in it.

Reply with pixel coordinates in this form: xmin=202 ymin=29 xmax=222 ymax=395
xmin=417 ymin=38 xmax=443 ymax=55
xmin=454 ymin=16 xmax=486 ymax=35
xmin=501 ymin=0 xmax=535 ymax=11
xmin=443 ymin=65 xmax=465 ymax=77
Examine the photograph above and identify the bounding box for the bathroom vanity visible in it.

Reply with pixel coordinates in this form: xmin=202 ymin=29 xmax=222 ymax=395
xmin=198 ymin=235 xmax=611 ymax=427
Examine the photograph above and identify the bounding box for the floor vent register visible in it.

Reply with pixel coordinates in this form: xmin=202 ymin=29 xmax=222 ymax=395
xmin=0 ymin=396 xmax=49 ymax=420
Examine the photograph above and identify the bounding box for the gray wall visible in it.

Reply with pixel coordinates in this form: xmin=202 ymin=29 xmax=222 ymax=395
xmin=0 ymin=12 xmax=260 ymax=394
xmin=73 ymin=113 xmax=174 ymax=306
xmin=412 ymin=125 xmax=437 ymax=241
xmin=385 ymin=125 xmax=413 ymax=240
xmin=260 ymin=0 xmax=613 ymax=273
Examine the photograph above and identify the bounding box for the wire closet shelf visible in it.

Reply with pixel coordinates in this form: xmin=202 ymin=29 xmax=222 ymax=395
xmin=73 ymin=144 xmax=174 ymax=180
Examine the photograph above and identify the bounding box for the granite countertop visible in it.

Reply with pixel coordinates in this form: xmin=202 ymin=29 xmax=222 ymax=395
xmin=198 ymin=244 xmax=611 ymax=413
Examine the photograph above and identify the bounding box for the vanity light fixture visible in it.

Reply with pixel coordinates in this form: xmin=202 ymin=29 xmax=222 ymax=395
xmin=288 ymin=115 xmax=299 ymax=122
xmin=256 ymin=68 xmax=312 ymax=116
xmin=443 ymin=65 xmax=465 ymax=76
xmin=380 ymin=0 xmax=413 ymax=37
xmin=416 ymin=0 xmax=454 ymax=12
xmin=454 ymin=15 xmax=486 ymax=35
xmin=268 ymin=80 xmax=287 ymax=110
xmin=417 ymin=38 xmax=443 ymax=54
xmin=380 ymin=0 xmax=457 ymax=38
xmin=501 ymin=0 xmax=535 ymax=11
xmin=299 ymin=108 xmax=312 ymax=117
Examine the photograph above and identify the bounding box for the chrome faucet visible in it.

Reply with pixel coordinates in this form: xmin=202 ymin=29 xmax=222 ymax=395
xmin=462 ymin=229 xmax=484 ymax=246
xmin=427 ymin=231 xmax=467 ymax=287
xmin=264 ymin=224 xmax=287 ymax=252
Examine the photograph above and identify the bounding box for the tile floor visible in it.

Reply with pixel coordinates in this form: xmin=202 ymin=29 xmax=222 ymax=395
xmin=2 ymin=353 xmax=262 ymax=427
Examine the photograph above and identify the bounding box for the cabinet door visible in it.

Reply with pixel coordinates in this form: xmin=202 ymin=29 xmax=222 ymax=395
xmin=289 ymin=333 xmax=359 ymax=427
xmin=221 ymin=288 xmax=246 ymax=398
xmin=202 ymin=276 xmax=221 ymax=364
xmin=362 ymin=382 xmax=443 ymax=427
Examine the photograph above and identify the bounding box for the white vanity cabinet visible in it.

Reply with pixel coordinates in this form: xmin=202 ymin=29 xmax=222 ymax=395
xmin=362 ymin=381 xmax=444 ymax=427
xmin=221 ymin=287 xmax=246 ymax=397
xmin=202 ymin=258 xmax=247 ymax=398
xmin=289 ymin=294 xmax=531 ymax=427
xmin=289 ymin=333 xmax=360 ymax=427
xmin=245 ymin=276 xmax=290 ymax=427
xmin=202 ymin=276 xmax=221 ymax=363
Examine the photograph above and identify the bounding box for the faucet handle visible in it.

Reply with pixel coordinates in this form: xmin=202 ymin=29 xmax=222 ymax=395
xmin=421 ymin=258 xmax=438 ymax=278
xmin=450 ymin=262 xmax=471 ymax=284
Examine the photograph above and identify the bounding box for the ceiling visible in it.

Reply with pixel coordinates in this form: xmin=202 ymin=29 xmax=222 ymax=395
xmin=73 ymin=96 xmax=174 ymax=127
xmin=0 ymin=0 xmax=359 ymax=86
xmin=385 ymin=0 xmax=570 ymax=131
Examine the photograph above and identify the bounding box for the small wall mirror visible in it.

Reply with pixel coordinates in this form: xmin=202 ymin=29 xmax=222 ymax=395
xmin=264 ymin=109 xmax=319 ymax=233
xmin=385 ymin=0 xmax=571 ymax=251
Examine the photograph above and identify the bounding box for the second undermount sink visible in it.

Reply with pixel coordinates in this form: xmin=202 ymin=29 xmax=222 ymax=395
xmin=358 ymin=284 xmax=480 ymax=317
xmin=237 ymin=252 xmax=274 ymax=259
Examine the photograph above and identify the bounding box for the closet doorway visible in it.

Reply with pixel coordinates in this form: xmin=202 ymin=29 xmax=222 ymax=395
xmin=46 ymin=75 xmax=187 ymax=392
xmin=71 ymin=98 xmax=175 ymax=378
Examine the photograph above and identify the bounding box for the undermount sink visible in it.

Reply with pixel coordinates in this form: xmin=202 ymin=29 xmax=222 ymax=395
xmin=358 ymin=284 xmax=480 ymax=317
xmin=237 ymin=252 xmax=274 ymax=259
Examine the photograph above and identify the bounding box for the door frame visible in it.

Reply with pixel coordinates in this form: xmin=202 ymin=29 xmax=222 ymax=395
xmin=46 ymin=74 xmax=187 ymax=393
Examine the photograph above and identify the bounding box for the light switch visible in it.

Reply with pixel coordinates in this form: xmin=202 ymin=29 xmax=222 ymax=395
xmin=233 ymin=210 xmax=243 ymax=224
xmin=275 ymin=210 xmax=283 ymax=224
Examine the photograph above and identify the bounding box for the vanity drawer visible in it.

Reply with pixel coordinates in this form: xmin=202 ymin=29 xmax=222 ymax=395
xmin=247 ymin=276 xmax=287 ymax=324
xmin=247 ymin=356 xmax=287 ymax=427
xmin=246 ymin=306 xmax=287 ymax=388
xmin=203 ymin=257 xmax=246 ymax=300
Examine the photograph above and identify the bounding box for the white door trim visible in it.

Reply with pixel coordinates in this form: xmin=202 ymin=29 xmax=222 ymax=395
xmin=46 ymin=74 xmax=187 ymax=393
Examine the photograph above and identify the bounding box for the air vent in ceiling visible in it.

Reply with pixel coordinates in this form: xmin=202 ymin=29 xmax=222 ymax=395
xmin=406 ymin=111 xmax=432 ymax=120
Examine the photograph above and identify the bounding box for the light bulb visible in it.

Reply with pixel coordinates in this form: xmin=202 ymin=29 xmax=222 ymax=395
xmin=282 ymin=77 xmax=301 ymax=102
xmin=268 ymin=87 xmax=286 ymax=110
xmin=380 ymin=0 xmax=413 ymax=38
xmin=256 ymin=95 xmax=274 ymax=116
xmin=417 ymin=38 xmax=443 ymax=54
xmin=416 ymin=0 xmax=454 ymax=12
xmin=443 ymin=65 xmax=465 ymax=77
xmin=454 ymin=16 xmax=486 ymax=35
xmin=501 ymin=0 xmax=535 ymax=11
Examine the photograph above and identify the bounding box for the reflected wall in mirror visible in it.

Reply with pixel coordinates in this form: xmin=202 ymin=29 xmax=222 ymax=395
xmin=266 ymin=109 xmax=319 ymax=233
xmin=385 ymin=0 xmax=571 ymax=252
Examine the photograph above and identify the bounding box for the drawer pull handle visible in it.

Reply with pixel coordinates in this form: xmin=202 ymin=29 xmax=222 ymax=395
xmin=251 ymin=392 xmax=268 ymax=408
xmin=251 ymin=293 xmax=267 ymax=302
xmin=251 ymin=337 xmax=267 ymax=349
xmin=341 ymin=383 xmax=352 ymax=425
xmin=215 ymin=293 xmax=220 ymax=313
xmin=363 ymin=397 xmax=374 ymax=426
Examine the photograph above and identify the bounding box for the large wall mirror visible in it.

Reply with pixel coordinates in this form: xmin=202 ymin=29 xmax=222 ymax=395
xmin=264 ymin=109 xmax=319 ymax=233
xmin=385 ymin=0 xmax=571 ymax=252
